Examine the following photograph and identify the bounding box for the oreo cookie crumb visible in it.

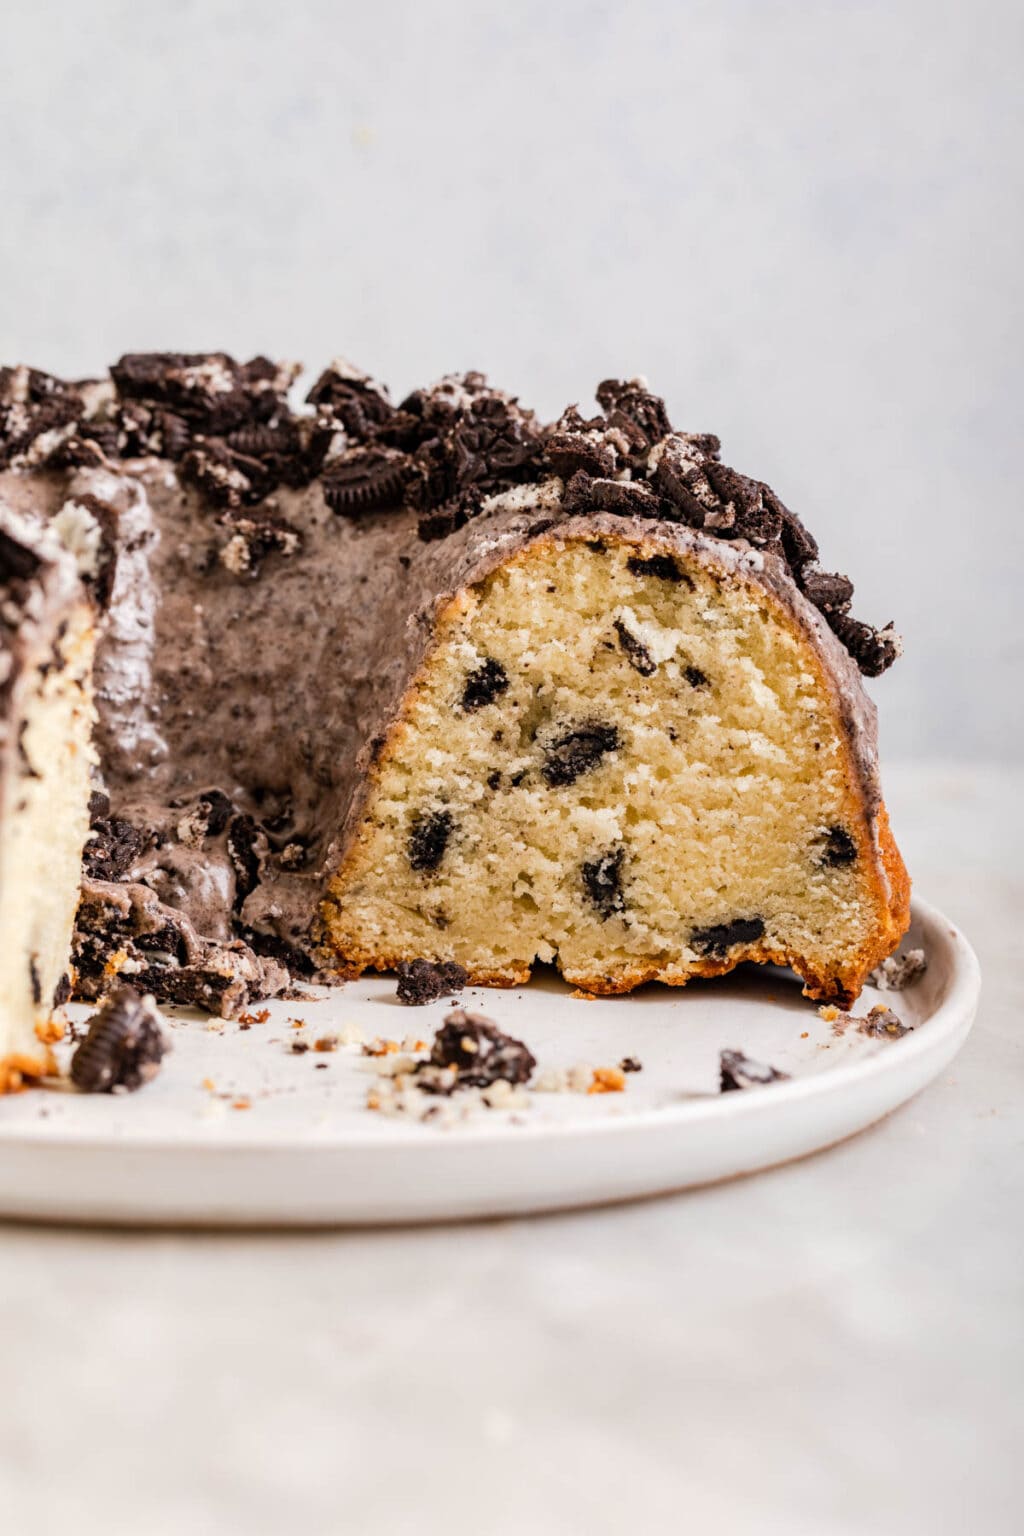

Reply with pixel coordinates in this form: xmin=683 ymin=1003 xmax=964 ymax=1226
xmin=227 ymin=814 xmax=264 ymax=903
xmin=720 ymin=1049 xmax=789 ymax=1092
xmin=408 ymin=809 xmax=454 ymax=872
xmin=614 ymin=619 xmax=656 ymax=677
xmin=70 ymin=985 xmax=168 ymax=1093
xmin=818 ymin=826 xmax=857 ymax=867
xmin=396 ymin=959 xmax=468 ymax=1006
xmin=867 ymin=948 xmax=927 ymax=991
xmin=581 ymin=847 xmax=626 ymax=918
xmin=627 ymin=553 xmax=685 ymax=583
xmin=420 ymin=1009 xmax=536 ymax=1091
xmin=799 ymin=566 xmax=854 ymax=616
xmin=83 ymin=816 xmax=149 ymax=882
xmin=461 ymin=658 xmax=509 ymax=711
xmin=860 ymin=1005 xmax=912 ymax=1039
xmin=827 ymin=614 xmax=902 ymax=678
xmin=692 ymin=916 xmax=765 ymax=956
xmin=542 ymin=722 xmax=620 ymax=787
xmin=321 ymin=446 xmax=409 ymax=516
xmin=595 ymin=379 xmax=672 ymax=444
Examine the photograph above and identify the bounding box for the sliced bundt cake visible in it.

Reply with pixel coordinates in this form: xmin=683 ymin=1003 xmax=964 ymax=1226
xmin=319 ymin=511 xmax=909 ymax=1003
xmin=0 ymin=356 xmax=908 ymax=1017
xmin=0 ymin=502 xmax=97 ymax=1089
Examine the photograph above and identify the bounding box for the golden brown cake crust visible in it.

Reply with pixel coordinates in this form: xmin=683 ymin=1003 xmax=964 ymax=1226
xmin=0 ymin=1045 xmax=57 ymax=1095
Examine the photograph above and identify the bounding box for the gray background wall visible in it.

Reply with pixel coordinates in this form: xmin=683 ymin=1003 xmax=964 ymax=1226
xmin=1 ymin=0 xmax=1020 ymax=760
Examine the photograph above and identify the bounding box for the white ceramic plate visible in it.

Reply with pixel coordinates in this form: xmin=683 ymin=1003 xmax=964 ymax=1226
xmin=0 ymin=897 xmax=979 ymax=1226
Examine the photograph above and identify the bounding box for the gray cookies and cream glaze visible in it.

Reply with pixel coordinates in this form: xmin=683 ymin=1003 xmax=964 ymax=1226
xmin=0 ymin=356 xmax=897 ymax=1012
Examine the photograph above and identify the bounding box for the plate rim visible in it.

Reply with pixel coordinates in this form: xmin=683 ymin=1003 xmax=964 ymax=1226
xmin=0 ymin=894 xmax=980 ymax=1155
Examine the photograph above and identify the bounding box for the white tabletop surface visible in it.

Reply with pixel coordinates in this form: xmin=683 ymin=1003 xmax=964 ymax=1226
xmin=1 ymin=763 xmax=1019 ymax=1536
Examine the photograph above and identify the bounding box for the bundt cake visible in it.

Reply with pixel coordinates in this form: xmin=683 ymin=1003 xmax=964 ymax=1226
xmin=0 ymin=500 xmax=98 ymax=1089
xmin=0 ymin=355 xmax=909 ymax=1064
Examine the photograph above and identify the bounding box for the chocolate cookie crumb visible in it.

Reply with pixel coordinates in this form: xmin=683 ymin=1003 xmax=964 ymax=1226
xmin=419 ymin=1009 xmax=536 ymax=1092
xmin=692 ymin=917 xmax=765 ymax=956
xmin=542 ymin=722 xmax=620 ymax=787
xmin=818 ymin=826 xmax=857 ymax=867
xmin=581 ymin=847 xmax=626 ymax=918
xmin=408 ymin=809 xmax=454 ymax=872
xmin=83 ymin=815 xmax=149 ymax=881
xmin=867 ymin=949 xmax=927 ymax=991
xmin=613 ymin=619 xmax=656 ymax=677
xmin=460 ymin=658 xmax=509 ymax=711
xmin=619 ymin=1056 xmax=643 ymax=1073
xmin=627 ymin=553 xmax=685 ymax=583
xmin=396 ymin=959 xmax=468 ymax=1006
xmin=719 ymin=1049 xmax=789 ymax=1092
xmin=860 ymin=1005 xmax=912 ymax=1038
xmin=70 ymin=985 xmax=168 ymax=1093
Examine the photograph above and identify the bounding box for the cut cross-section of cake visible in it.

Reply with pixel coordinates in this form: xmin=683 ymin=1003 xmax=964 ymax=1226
xmin=320 ymin=511 xmax=908 ymax=1003
xmin=0 ymin=503 xmax=97 ymax=1090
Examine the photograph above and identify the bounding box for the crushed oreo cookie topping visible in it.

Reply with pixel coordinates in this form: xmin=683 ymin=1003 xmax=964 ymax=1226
xmin=69 ymin=984 xmax=169 ymax=1093
xmin=395 ymin=958 xmax=468 ymax=1006
xmin=2 ymin=352 xmax=900 ymax=675
xmin=719 ymin=1049 xmax=789 ymax=1092
xmin=83 ymin=796 xmax=149 ymax=882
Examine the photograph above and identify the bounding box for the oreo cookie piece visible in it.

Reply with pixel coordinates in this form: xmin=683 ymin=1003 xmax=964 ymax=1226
xmin=860 ymin=1005 xmax=912 ymax=1039
xmin=217 ymin=513 xmax=302 ymax=578
xmin=581 ymin=847 xmax=626 ymax=918
xmin=421 ymin=1008 xmax=536 ymax=1090
xmin=614 ymin=619 xmax=656 ymax=677
xmin=408 ymin=809 xmax=454 ymax=872
xmin=542 ymin=722 xmax=620 ymax=787
xmin=627 ymin=553 xmax=686 ymax=583
xmin=395 ymin=959 xmax=468 ymax=1006
xmin=460 ymin=658 xmax=509 ymax=711
xmin=719 ymin=1049 xmax=789 ymax=1092
xmin=691 ymin=916 xmax=765 ymax=956
xmin=827 ymin=613 xmax=902 ymax=678
xmin=595 ymin=379 xmax=673 ymax=444
xmin=83 ymin=815 xmax=149 ymax=882
xmin=817 ymin=826 xmax=857 ymax=867
xmin=70 ymin=985 xmax=169 ymax=1093
xmin=321 ymin=445 xmax=409 ymax=516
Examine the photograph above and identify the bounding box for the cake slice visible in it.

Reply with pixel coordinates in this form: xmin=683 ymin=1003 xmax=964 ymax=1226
xmin=0 ymin=504 xmax=97 ymax=1089
xmin=319 ymin=508 xmax=909 ymax=1004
